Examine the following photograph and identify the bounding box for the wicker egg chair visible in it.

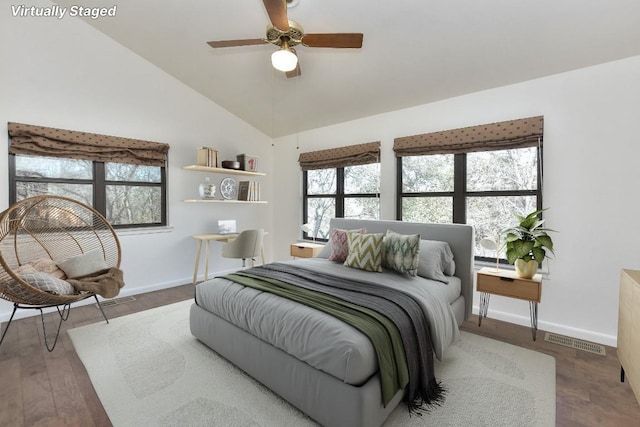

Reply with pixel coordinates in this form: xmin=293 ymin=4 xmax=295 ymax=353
xmin=0 ymin=195 xmax=122 ymax=351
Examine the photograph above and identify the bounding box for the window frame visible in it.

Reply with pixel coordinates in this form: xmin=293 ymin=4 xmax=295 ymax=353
xmin=9 ymin=154 xmax=167 ymax=229
xmin=396 ymin=147 xmax=543 ymax=263
xmin=302 ymin=166 xmax=380 ymax=242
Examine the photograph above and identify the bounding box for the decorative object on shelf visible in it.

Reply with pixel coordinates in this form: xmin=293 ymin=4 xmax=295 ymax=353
xmin=479 ymin=237 xmax=500 ymax=272
xmin=197 ymin=147 xmax=218 ymax=167
xmin=502 ymin=209 xmax=555 ymax=279
xmin=237 ymin=154 xmax=259 ymax=172
xmin=221 ymin=160 xmax=241 ymax=170
xmin=219 ymin=177 xmax=237 ymax=200
xmin=198 ymin=176 xmax=216 ymax=199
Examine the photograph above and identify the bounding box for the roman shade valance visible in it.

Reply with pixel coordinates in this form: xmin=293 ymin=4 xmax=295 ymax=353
xmin=8 ymin=122 xmax=170 ymax=167
xmin=298 ymin=141 xmax=380 ymax=171
xmin=393 ymin=116 xmax=543 ymax=157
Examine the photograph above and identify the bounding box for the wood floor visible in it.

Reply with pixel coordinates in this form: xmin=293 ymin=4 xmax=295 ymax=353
xmin=1 ymin=284 xmax=639 ymax=427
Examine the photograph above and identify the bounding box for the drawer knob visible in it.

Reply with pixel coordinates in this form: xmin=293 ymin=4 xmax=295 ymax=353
xmin=500 ymin=277 xmax=514 ymax=282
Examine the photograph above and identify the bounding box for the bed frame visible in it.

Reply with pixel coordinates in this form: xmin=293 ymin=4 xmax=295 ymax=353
xmin=190 ymin=219 xmax=474 ymax=427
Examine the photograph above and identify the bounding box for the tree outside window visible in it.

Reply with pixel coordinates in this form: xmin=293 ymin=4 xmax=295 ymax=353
xmin=398 ymin=146 xmax=541 ymax=260
xmin=11 ymin=154 xmax=166 ymax=228
xmin=303 ymin=163 xmax=380 ymax=240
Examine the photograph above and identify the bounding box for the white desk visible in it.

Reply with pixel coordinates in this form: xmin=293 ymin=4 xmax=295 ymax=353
xmin=192 ymin=233 xmax=267 ymax=284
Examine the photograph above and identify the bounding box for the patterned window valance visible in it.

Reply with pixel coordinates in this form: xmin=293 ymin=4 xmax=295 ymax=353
xmin=393 ymin=116 xmax=543 ymax=157
xmin=8 ymin=122 xmax=170 ymax=167
xmin=298 ymin=141 xmax=380 ymax=171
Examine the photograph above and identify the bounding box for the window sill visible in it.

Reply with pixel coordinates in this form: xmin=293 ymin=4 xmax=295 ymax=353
xmin=116 ymin=225 xmax=174 ymax=237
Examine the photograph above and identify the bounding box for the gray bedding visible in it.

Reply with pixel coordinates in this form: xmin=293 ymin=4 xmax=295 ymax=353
xmin=194 ymin=257 xmax=460 ymax=386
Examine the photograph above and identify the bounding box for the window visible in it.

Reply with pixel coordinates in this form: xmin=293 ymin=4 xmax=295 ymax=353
xmin=10 ymin=154 xmax=166 ymax=228
xmin=303 ymin=163 xmax=380 ymax=240
xmin=299 ymin=141 xmax=381 ymax=240
xmin=397 ymin=146 xmax=541 ymax=260
xmin=393 ymin=116 xmax=544 ymax=262
xmin=7 ymin=122 xmax=170 ymax=229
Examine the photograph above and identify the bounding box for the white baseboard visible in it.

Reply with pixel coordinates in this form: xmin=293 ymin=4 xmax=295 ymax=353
xmin=473 ymin=305 xmax=618 ymax=347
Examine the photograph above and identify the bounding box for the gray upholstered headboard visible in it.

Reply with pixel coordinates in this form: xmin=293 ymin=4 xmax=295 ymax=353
xmin=329 ymin=218 xmax=475 ymax=321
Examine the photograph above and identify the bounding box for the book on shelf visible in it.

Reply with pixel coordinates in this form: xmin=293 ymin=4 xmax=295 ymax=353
xmin=196 ymin=147 xmax=218 ymax=168
xmin=237 ymin=180 xmax=261 ymax=201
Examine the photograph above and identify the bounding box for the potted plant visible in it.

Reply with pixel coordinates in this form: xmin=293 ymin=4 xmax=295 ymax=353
xmin=502 ymin=209 xmax=555 ymax=279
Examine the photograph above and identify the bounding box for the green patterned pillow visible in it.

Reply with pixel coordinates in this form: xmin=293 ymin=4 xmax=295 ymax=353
xmin=382 ymin=230 xmax=421 ymax=276
xmin=343 ymin=232 xmax=384 ymax=272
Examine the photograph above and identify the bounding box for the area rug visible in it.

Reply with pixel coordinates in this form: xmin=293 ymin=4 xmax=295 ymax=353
xmin=69 ymin=300 xmax=555 ymax=427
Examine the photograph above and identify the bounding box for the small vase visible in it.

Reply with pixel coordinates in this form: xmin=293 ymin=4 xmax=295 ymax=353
xmin=515 ymin=259 xmax=538 ymax=279
xmin=198 ymin=177 xmax=216 ymax=199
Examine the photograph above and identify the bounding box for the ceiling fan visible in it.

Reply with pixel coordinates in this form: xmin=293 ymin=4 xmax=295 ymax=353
xmin=207 ymin=0 xmax=363 ymax=78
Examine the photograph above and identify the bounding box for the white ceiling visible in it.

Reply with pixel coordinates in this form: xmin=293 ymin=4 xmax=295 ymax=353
xmin=54 ymin=0 xmax=640 ymax=137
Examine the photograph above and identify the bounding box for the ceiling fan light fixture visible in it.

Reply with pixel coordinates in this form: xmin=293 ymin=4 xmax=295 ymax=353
xmin=271 ymin=47 xmax=298 ymax=72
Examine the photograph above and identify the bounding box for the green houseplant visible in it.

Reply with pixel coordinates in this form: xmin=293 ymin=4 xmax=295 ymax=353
xmin=502 ymin=209 xmax=555 ymax=278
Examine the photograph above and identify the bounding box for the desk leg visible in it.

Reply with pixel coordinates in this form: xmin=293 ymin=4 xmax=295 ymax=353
xmin=529 ymin=301 xmax=538 ymax=341
xmin=478 ymin=292 xmax=490 ymax=326
xmin=204 ymin=241 xmax=210 ymax=282
xmin=193 ymin=240 xmax=203 ymax=285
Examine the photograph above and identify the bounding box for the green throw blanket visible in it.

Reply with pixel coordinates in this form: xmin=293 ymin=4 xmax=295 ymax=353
xmin=223 ymin=263 xmax=444 ymax=411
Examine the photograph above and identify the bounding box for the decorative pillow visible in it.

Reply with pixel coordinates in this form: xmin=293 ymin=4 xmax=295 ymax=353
xmin=417 ymin=240 xmax=455 ymax=283
xmin=32 ymin=258 xmax=67 ymax=279
xmin=20 ymin=272 xmax=77 ymax=295
xmin=14 ymin=263 xmax=37 ymax=276
xmin=382 ymin=230 xmax=420 ymax=276
xmin=58 ymin=249 xmax=108 ymax=279
xmin=327 ymin=228 xmax=366 ymax=262
xmin=343 ymin=232 xmax=384 ymax=272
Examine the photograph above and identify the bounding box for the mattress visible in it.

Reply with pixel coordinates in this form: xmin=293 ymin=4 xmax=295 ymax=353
xmin=194 ymin=258 xmax=461 ymax=386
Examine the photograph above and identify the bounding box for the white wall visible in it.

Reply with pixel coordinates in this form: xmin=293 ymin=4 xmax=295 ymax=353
xmin=0 ymin=2 xmax=273 ymax=320
xmin=272 ymin=55 xmax=640 ymax=346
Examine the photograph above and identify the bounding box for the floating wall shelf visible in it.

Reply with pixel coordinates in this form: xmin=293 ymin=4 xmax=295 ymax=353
xmin=182 ymin=165 xmax=266 ymax=177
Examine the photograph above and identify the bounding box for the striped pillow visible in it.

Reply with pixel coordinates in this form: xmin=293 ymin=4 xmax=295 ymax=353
xmin=343 ymin=232 xmax=384 ymax=272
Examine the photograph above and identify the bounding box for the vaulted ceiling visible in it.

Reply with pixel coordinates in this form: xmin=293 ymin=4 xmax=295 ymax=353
xmin=54 ymin=0 xmax=640 ymax=137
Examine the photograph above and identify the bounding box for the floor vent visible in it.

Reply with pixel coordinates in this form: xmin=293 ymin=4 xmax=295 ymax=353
xmin=97 ymin=295 xmax=136 ymax=308
xmin=544 ymin=332 xmax=606 ymax=356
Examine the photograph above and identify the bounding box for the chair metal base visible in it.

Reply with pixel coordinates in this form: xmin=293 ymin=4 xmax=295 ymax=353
xmin=0 ymin=295 xmax=109 ymax=352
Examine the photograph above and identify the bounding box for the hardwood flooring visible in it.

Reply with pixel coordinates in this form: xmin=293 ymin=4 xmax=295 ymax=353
xmin=0 ymin=285 xmax=639 ymax=426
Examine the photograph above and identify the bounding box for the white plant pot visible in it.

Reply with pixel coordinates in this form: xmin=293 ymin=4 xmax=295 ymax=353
xmin=515 ymin=259 xmax=538 ymax=279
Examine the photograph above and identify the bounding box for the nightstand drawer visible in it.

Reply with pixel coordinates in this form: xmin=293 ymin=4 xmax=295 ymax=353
xmin=290 ymin=243 xmax=324 ymax=258
xmin=477 ymin=270 xmax=541 ymax=302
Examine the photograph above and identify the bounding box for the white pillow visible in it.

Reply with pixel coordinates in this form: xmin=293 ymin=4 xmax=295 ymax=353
xmin=58 ymin=249 xmax=108 ymax=279
xmin=417 ymin=240 xmax=455 ymax=283
xmin=20 ymin=272 xmax=77 ymax=295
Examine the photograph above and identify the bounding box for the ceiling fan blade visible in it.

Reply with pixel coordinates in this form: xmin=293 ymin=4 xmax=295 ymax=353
xmin=302 ymin=33 xmax=363 ymax=48
xmin=263 ymin=0 xmax=289 ymax=31
xmin=207 ymin=39 xmax=267 ymax=48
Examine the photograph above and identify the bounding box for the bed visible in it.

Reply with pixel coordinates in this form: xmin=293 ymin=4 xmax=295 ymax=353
xmin=190 ymin=218 xmax=474 ymax=427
